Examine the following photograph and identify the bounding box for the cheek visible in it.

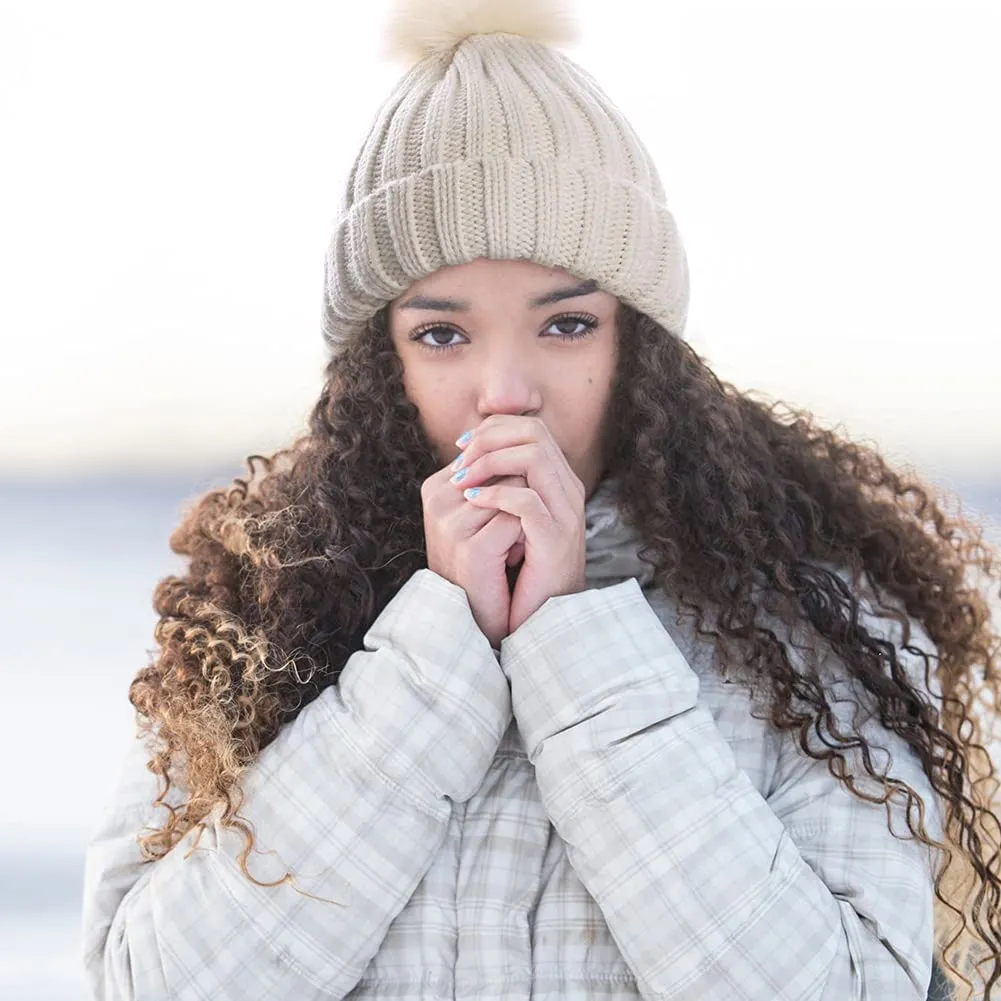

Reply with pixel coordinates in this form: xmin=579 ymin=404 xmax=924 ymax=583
xmin=401 ymin=355 xmax=444 ymax=403
xmin=556 ymin=364 xmax=615 ymax=446
xmin=402 ymin=367 xmax=464 ymax=454
xmin=408 ymin=368 xmax=457 ymax=406
xmin=587 ymin=345 xmax=618 ymax=405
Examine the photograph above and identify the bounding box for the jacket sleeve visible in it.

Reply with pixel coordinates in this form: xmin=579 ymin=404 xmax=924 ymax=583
xmin=82 ymin=568 xmax=510 ymax=1001
xmin=500 ymin=577 xmax=943 ymax=1001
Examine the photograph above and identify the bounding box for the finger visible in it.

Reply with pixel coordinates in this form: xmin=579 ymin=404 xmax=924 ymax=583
xmin=457 ymin=416 xmax=582 ymax=504
xmin=425 ymin=451 xmax=521 ymax=517
xmin=453 ymin=443 xmax=566 ymax=521
xmin=443 ymin=474 xmax=528 ymax=537
xmin=506 ymin=538 xmax=526 ymax=568
xmin=462 ymin=482 xmax=552 ymax=536
xmin=469 ymin=508 xmax=523 ymax=561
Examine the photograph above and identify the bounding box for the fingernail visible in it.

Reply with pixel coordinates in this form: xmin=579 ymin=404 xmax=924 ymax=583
xmin=456 ymin=430 xmax=473 ymax=447
xmin=463 ymin=487 xmax=480 ymax=499
xmin=451 ymin=467 xmax=468 ymax=483
xmin=452 ymin=452 xmax=465 ymax=471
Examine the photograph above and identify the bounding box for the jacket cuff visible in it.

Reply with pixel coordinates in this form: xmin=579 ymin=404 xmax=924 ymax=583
xmin=499 ymin=579 xmax=699 ymax=769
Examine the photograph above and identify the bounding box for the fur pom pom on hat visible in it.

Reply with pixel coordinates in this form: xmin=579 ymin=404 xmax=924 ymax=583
xmin=385 ymin=0 xmax=579 ymax=66
xmin=321 ymin=0 xmax=690 ymax=351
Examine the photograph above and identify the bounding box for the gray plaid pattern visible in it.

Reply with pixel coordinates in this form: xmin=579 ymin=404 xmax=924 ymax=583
xmin=82 ymin=480 xmax=942 ymax=999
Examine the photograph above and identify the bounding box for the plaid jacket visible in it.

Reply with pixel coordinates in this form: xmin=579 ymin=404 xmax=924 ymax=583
xmin=82 ymin=478 xmax=943 ymax=1000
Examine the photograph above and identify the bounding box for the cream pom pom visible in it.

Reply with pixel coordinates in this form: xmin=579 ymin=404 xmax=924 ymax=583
xmin=384 ymin=0 xmax=579 ymax=66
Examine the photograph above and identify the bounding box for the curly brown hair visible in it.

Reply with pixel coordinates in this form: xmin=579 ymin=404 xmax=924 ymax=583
xmin=130 ymin=300 xmax=1000 ymax=999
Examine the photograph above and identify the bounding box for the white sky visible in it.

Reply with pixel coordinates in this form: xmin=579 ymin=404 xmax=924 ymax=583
xmin=1 ymin=0 xmax=999 ymax=482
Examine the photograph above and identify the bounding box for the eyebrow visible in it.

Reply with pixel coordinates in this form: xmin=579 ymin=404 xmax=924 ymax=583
xmin=398 ymin=279 xmax=599 ymax=312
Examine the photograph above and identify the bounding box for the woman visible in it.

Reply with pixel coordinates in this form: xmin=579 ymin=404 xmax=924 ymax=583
xmin=81 ymin=2 xmax=1000 ymax=999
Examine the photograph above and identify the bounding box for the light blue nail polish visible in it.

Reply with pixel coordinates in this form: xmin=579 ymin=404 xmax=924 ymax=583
xmin=456 ymin=430 xmax=473 ymax=447
xmin=464 ymin=487 xmax=480 ymax=499
xmin=452 ymin=452 xmax=465 ymax=471
xmin=452 ymin=467 xmax=468 ymax=483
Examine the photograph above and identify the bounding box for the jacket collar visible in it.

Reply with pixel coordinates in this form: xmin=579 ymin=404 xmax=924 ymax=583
xmin=584 ymin=476 xmax=655 ymax=589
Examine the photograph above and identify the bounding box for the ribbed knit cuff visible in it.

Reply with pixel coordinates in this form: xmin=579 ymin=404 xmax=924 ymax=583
xmin=322 ymin=155 xmax=688 ymax=349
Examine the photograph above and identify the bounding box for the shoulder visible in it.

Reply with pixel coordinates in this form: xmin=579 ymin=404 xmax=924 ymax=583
xmin=639 ymin=566 xmax=941 ymax=795
xmin=645 ymin=562 xmax=939 ymax=701
xmin=642 ymin=585 xmax=784 ymax=794
xmin=806 ymin=561 xmax=943 ymax=710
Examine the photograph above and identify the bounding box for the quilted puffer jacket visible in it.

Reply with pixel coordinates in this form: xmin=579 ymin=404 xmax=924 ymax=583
xmin=82 ymin=476 xmax=944 ymax=1000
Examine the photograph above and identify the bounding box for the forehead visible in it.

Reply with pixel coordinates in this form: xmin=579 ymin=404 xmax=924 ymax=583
xmin=391 ymin=259 xmax=617 ymax=314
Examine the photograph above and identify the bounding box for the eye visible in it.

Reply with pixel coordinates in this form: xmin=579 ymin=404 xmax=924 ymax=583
xmin=408 ymin=312 xmax=600 ymax=354
xmin=409 ymin=325 xmax=468 ymax=353
xmin=544 ymin=312 xmax=599 ymax=340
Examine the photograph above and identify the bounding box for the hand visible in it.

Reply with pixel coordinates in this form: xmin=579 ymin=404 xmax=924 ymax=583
xmin=451 ymin=415 xmax=587 ymax=636
xmin=421 ymin=455 xmax=528 ymax=650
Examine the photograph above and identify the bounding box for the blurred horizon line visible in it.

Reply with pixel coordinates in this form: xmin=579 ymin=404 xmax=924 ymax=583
xmin=1 ymin=465 xmax=999 ymax=488
xmin=1 ymin=467 xmax=998 ymax=525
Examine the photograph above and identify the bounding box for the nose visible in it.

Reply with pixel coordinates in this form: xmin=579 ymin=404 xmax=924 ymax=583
xmin=475 ymin=340 xmax=543 ymax=419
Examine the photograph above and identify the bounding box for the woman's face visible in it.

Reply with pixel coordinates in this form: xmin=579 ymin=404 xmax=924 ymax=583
xmin=388 ymin=257 xmax=620 ymax=499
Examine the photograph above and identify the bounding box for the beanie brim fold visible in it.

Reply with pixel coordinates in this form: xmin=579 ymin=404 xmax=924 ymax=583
xmin=322 ymin=155 xmax=689 ymax=350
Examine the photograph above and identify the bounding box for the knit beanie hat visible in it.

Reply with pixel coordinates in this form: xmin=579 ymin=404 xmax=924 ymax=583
xmin=320 ymin=0 xmax=690 ymax=353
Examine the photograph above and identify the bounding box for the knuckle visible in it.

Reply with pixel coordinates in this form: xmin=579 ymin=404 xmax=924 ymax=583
xmin=421 ymin=488 xmax=442 ymax=516
xmin=421 ymin=471 xmax=447 ymax=502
